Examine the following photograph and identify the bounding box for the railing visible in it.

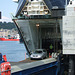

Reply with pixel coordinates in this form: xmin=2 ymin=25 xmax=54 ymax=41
xmin=17 ymin=15 xmax=51 ymax=19
xmin=16 ymin=0 xmax=27 ymax=16
xmin=0 ymin=69 xmax=11 ymax=75
xmin=0 ymin=62 xmax=11 ymax=75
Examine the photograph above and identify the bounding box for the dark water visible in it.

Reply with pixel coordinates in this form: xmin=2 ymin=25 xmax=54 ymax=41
xmin=0 ymin=41 xmax=28 ymax=62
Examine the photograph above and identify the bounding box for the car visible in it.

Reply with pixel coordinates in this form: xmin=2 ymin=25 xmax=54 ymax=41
xmin=30 ymin=49 xmax=47 ymax=60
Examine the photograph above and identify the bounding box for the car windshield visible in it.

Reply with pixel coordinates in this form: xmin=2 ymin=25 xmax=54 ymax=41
xmin=35 ymin=51 xmax=42 ymax=53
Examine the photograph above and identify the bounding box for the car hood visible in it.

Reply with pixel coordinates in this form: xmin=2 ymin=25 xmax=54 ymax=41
xmin=31 ymin=53 xmax=43 ymax=56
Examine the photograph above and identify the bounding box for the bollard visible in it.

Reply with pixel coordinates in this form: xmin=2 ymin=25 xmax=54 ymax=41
xmin=0 ymin=53 xmax=2 ymax=61
xmin=3 ymin=55 xmax=7 ymax=62
xmin=49 ymin=53 xmax=50 ymax=58
xmin=49 ymin=53 xmax=52 ymax=58
xmin=1 ymin=62 xmax=11 ymax=75
xmin=50 ymin=55 xmax=52 ymax=58
xmin=25 ymin=52 xmax=26 ymax=60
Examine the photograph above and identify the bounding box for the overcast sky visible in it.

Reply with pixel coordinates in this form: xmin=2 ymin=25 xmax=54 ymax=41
xmin=0 ymin=0 xmax=18 ymax=22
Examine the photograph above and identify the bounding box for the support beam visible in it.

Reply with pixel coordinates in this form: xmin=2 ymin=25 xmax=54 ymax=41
xmin=0 ymin=12 xmax=1 ymax=19
xmin=68 ymin=56 xmax=74 ymax=75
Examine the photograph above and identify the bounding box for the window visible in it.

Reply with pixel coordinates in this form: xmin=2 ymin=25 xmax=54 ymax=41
xmin=37 ymin=11 xmax=40 ymax=14
xmin=32 ymin=11 xmax=35 ymax=14
xmin=35 ymin=51 xmax=42 ymax=53
xmin=40 ymin=2 xmax=44 ymax=5
xmin=43 ymin=50 xmax=46 ymax=52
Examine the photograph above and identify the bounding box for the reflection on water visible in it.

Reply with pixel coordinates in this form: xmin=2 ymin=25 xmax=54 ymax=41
xmin=0 ymin=41 xmax=28 ymax=62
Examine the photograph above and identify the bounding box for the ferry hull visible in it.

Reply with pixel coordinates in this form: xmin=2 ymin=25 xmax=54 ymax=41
xmin=11 ymin=58 xmax=64 ymax=75
xmin=0 ymin=38 xmax=19 ymax=41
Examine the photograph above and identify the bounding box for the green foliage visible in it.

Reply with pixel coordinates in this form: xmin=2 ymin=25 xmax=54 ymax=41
xmin=0 ymin=22 xmax=16 ymax=29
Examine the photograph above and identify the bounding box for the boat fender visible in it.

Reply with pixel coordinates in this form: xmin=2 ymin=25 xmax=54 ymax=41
xmin=3 ymin=55 xmax=7 ymax=62
xmin=1 ymin=62 xmax=11 ymax=75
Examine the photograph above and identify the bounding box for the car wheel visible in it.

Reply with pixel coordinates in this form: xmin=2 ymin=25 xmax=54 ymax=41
xmin=41 ymin=57 xmax=43 ymax=60
xmin=46 ymin=56 xmax=47 ymax=58
xmin=30 ymin=58 xmax=32 ymax=60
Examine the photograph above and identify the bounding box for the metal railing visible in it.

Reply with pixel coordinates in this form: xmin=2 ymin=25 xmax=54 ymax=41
xmin=17 ymin=15 xmax=51 ymax=19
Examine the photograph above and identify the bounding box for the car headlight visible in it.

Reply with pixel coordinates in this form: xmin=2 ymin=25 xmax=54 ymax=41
xmin=38 ymin=55 xmax=41 ymax=58
xmin=30 ymin=55 xmax=33 ymax=57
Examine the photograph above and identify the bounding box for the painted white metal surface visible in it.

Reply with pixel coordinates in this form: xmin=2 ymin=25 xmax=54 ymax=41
xmin=63 ymin=16 xmax=75 ymax=54
xmin=67 ymin=5 xmax=75 ymax=16
xmin=22 ymin=0 xmax=50 ymax=15
xmin=63 ymin=0 xmax=75 ymax=54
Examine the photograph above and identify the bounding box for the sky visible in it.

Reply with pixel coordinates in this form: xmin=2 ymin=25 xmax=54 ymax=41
xmin=0 ymin=0 xmax=18 ymax=22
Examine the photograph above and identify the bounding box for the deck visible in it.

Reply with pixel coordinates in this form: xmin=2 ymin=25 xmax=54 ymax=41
xmin=11 ymin=58 xmax=58 ymax=75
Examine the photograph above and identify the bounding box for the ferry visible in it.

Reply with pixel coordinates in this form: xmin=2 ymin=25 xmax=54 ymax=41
xmin=11 ymin=0 xmax=70 ymax=75
xmin=0 ymin=37 xmax=19 ymax=41
xmin=7 ymin=0 xmax=75 ymax=75
xmin=0 ymin=34 xmax=20 ymax=41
